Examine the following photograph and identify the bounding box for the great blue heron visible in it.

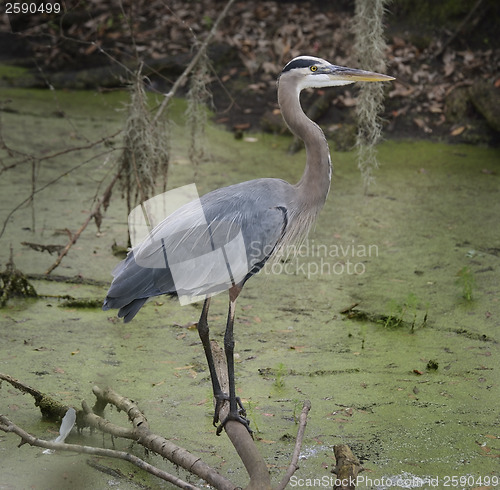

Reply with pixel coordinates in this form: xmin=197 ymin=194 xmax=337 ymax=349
xmin=103 ymin=56 xmax=393 ymax=434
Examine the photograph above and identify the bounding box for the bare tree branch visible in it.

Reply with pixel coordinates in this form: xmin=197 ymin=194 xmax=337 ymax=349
xmin=0 ymin=146 xmax=119 ymax=241
xmin=212 ymin=341 xmax=312 ymax=490
xmin=211 ymin=340 xmax=272 ymax=489
xmin=0 ymin=373 xmax=235 ymax=489
xmin=153 ymin=0 xmax=236 ymax=124
xmin=0 ymin=414 xmax=201 ymax=490
xmin=1 ymin=363 xmax=315 ymax=490
xmin=276 ymin=399 xmax=311 ymax=490
xmin=45 ymin=170 xmax=121 ymax=274
xmin=0 ymin=372 xmax=69 ymax=419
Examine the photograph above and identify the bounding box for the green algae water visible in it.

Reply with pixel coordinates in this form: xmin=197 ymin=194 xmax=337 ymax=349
xmin=0 ymin=88 xmax=499 ymax=489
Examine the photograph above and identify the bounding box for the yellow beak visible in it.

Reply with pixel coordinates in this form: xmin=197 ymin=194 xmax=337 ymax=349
xmin=328 ymin=66 xmax=395 ymax=83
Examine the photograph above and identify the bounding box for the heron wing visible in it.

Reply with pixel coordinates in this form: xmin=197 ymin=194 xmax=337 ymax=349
xmin=103 ymin=179 xmax=291 ymax=320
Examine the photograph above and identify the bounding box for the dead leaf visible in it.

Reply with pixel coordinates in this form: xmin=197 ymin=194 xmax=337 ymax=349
xmin=413 ymin=118 xmax=433 ymax=133
xmin=429 ymin=104 xmax=443 ymax=113
xmin=173 ymin=322 xmax=197 ymax=329
xmin=450 ymin=125 xmax=466 ymax=136
xmin=233 ymin=122 xmax=251 ymax=131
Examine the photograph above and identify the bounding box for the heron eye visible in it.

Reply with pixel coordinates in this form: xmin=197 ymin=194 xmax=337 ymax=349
xmin=310 ymin=65 xmax=318 ymax=72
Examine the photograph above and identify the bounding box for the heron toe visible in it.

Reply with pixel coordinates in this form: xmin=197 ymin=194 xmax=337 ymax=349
xmin=216 ymin=410 xmax=253 ymax=437
xmin=212 ymin=392 xmax=251 ymax=435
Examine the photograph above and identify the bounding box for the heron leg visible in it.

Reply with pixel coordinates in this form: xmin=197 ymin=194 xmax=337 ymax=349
xmin=216 ymin=289 xmax=252 ymax=436
xmin=196 ymin=298 xmax=226 ymax=424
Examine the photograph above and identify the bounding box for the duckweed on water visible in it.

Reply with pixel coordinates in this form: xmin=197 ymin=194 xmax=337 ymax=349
xmin=0 ymin=88 xmax=499 ymax=488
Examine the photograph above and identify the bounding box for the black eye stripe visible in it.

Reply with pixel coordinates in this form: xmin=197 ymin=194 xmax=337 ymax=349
xmin=282 ymin=58 xmax=319 ymax=73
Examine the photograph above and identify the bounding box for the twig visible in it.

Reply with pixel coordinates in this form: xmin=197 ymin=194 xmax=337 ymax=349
xmin=153 ymin=0 xmax=236 ymax=124
xmin=0 ymin=415 xmax=200 ymax=490
xmin=0 ymin=146 xmax=119 ymax=240
xmin=276 ymin=399 xmax=311 ymax=490
xmin=1 ymin=364 xmax=314 ymax=489
xmin=45 ymin=170 xmax=121 ymax=274
xmin=26 ymin=273 xmax=108 ymax=287
xmin=434 ymin=0 xmax=485 ymax=58
xmin=81 ymin=400 xmax=136 ymax=440
xmin=0 ymin=129 xmax=122 ymax=177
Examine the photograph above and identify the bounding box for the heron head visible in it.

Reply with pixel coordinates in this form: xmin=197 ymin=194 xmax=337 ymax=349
xmin=281 ymin=56 xmax=394 ymax=92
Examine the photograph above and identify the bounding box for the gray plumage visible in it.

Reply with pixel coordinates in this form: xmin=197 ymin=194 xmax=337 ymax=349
xmin=103 ymin=178 xmax=297 ymax=320
xmin=103 ymin=56 xmax=393 ymax=432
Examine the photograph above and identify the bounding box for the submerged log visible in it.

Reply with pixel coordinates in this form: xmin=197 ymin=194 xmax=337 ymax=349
xmin=332 ymin=444 xmax=363 ymax=490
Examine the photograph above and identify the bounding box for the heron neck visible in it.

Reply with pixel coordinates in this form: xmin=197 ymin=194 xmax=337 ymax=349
xmin=278 ymin=77 xmax=332 ymax=210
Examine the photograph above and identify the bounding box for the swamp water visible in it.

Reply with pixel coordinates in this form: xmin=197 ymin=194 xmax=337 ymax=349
xmin=0 ymin=88 xmax=499 ymax=489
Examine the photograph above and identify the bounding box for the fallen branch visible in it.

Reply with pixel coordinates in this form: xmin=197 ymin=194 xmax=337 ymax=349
xmin=0 ymin=414 xmax=200 ymax=490
xmin=21 ymin=242 xmax=65 ymax=255
xmin=0 ymin=372 xmax=68 ymax=419
xmin=26 ymin=273 xmax=108 ymax=287
xmin=89 ymin=386 xmax=235 ymax=490
xmin=1 ymin=360 xmax=313 ymax=490
xmin=0 ymin=372 xmax=234 ymax=489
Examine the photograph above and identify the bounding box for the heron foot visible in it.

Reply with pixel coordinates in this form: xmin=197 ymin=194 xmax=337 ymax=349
xmin=213 ymin=392 xmax=252 ymax=436
xmin=216 ymin=408 xmax=252 ymax=437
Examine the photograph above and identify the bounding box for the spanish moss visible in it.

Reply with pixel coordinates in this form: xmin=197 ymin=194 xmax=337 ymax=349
xmin=353 ymin=0 xmax=390 ymax=192
xmin=186 ymin=49 xmax=212 ymax=177
xmin=118 ymin=69 xmax=170 ymax=217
